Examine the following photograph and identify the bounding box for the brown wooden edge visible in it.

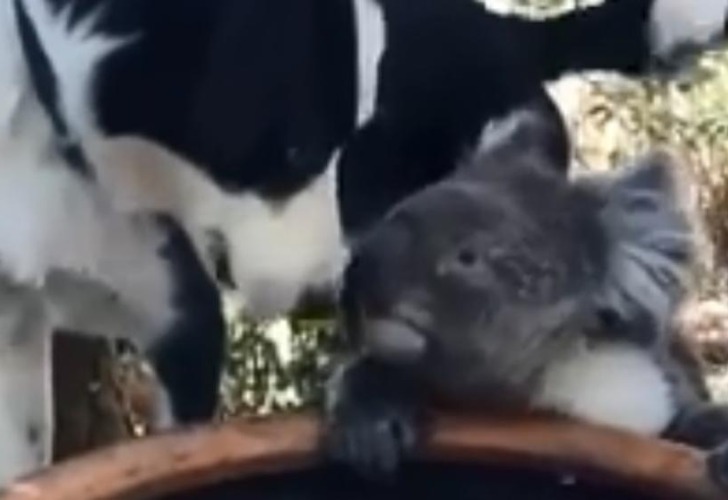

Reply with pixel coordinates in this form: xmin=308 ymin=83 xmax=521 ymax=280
xmin=0 ymin=412 xmax=724 ymax=500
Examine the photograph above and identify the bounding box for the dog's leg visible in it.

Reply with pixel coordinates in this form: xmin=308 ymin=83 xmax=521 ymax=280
xmin=0 ymin=280 xmax=52 ymax=486
xmin=44 ymin=213 xmax=225 ymax=429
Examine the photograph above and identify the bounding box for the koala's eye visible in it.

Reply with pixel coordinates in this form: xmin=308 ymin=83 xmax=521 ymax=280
xmin=439 ymin=245 xmax=486 ymax=278
xmin=455 ymin=247 xmax=480 ymax=268
xmin=438 ymin=233 xmax=494 ymax=280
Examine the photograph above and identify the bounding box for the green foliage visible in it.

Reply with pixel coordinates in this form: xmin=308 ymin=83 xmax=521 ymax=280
xmin=221 ymin=317 xmax=335 ymax=416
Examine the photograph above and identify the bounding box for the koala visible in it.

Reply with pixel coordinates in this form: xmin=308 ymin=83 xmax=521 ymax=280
xmin=323 ymin=104 xmax=728 ymax=491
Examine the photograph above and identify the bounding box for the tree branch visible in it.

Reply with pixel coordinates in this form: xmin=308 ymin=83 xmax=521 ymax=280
xmin=0 ymin=411 xmax=721 ymax=500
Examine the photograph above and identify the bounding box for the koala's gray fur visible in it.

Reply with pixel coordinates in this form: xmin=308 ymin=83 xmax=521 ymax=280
xmin=324 ymin=100 xmax=728 ymax=489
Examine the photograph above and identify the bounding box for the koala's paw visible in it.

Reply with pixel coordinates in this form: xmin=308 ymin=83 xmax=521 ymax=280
xmin=707 ymin=442 xmax=728 ymax=492
xmin=326 ymin=396 xmax=419 ymax=479
xmin=323 ymin=361 xmax=421 ymax=479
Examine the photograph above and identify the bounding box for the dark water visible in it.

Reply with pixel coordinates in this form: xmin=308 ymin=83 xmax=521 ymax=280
xmin=162 ymin=461 xmax=662 ymax=500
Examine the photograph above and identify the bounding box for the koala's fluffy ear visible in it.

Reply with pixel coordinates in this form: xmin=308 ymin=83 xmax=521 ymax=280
xmin=462 ymin=92 xmax=571 ymax=178
xmin=586 ymin=151 xmax=700 ymax=344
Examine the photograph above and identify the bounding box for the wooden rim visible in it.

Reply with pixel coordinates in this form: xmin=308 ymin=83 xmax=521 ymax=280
xmin=0 ymin=412 xmax=723 ymax=500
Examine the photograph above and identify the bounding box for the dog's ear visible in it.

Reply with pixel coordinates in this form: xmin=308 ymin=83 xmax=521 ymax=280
xmin=85 ymin=136 xmax=221 ymax=216
xmin=584 ymin=151 xmax=700 ymax=343
xmin=460 ymin=93 xmax=570 ymax=181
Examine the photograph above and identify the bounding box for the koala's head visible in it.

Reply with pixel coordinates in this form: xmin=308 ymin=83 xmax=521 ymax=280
xmin=341 ymin=107 xmax=697 ymax=404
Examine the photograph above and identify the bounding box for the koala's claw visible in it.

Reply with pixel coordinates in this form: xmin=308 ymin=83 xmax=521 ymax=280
xmin=326 ymin=399 xmax=419 ymax=479
xmin=707 ymin=442 xmax=728 ymax=492
xmin=323 ymin=356 xmax=423 ymax=478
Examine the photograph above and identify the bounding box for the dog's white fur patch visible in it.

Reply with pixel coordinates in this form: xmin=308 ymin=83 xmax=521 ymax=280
xmin=0 ymin=5 xmax=176 ymax=336
xmin=649 ymin=0 xmax=728 ymax=58
xmin=86 ymin=136 xmax=349 ymax=320
xmin=353 ymin=0 xmax=386 ymax=127
xmin=0 ymin=82 xmax=178 ymax=349
xmin=0 ymin=0 xmax=26 ymax=135
xmin=219 ymin=155 xmax=347 ymax=318
xmin=19 ymin=0 xmax=133 ymax=136
xmin=536 ymin=343 xmax=675 ymax=435
xmin=0 ymin=140 xmax=176 ymax=342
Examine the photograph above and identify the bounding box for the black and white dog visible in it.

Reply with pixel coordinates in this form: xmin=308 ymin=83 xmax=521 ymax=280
xmin=0 ymin=0 xmax=726 ymax=485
